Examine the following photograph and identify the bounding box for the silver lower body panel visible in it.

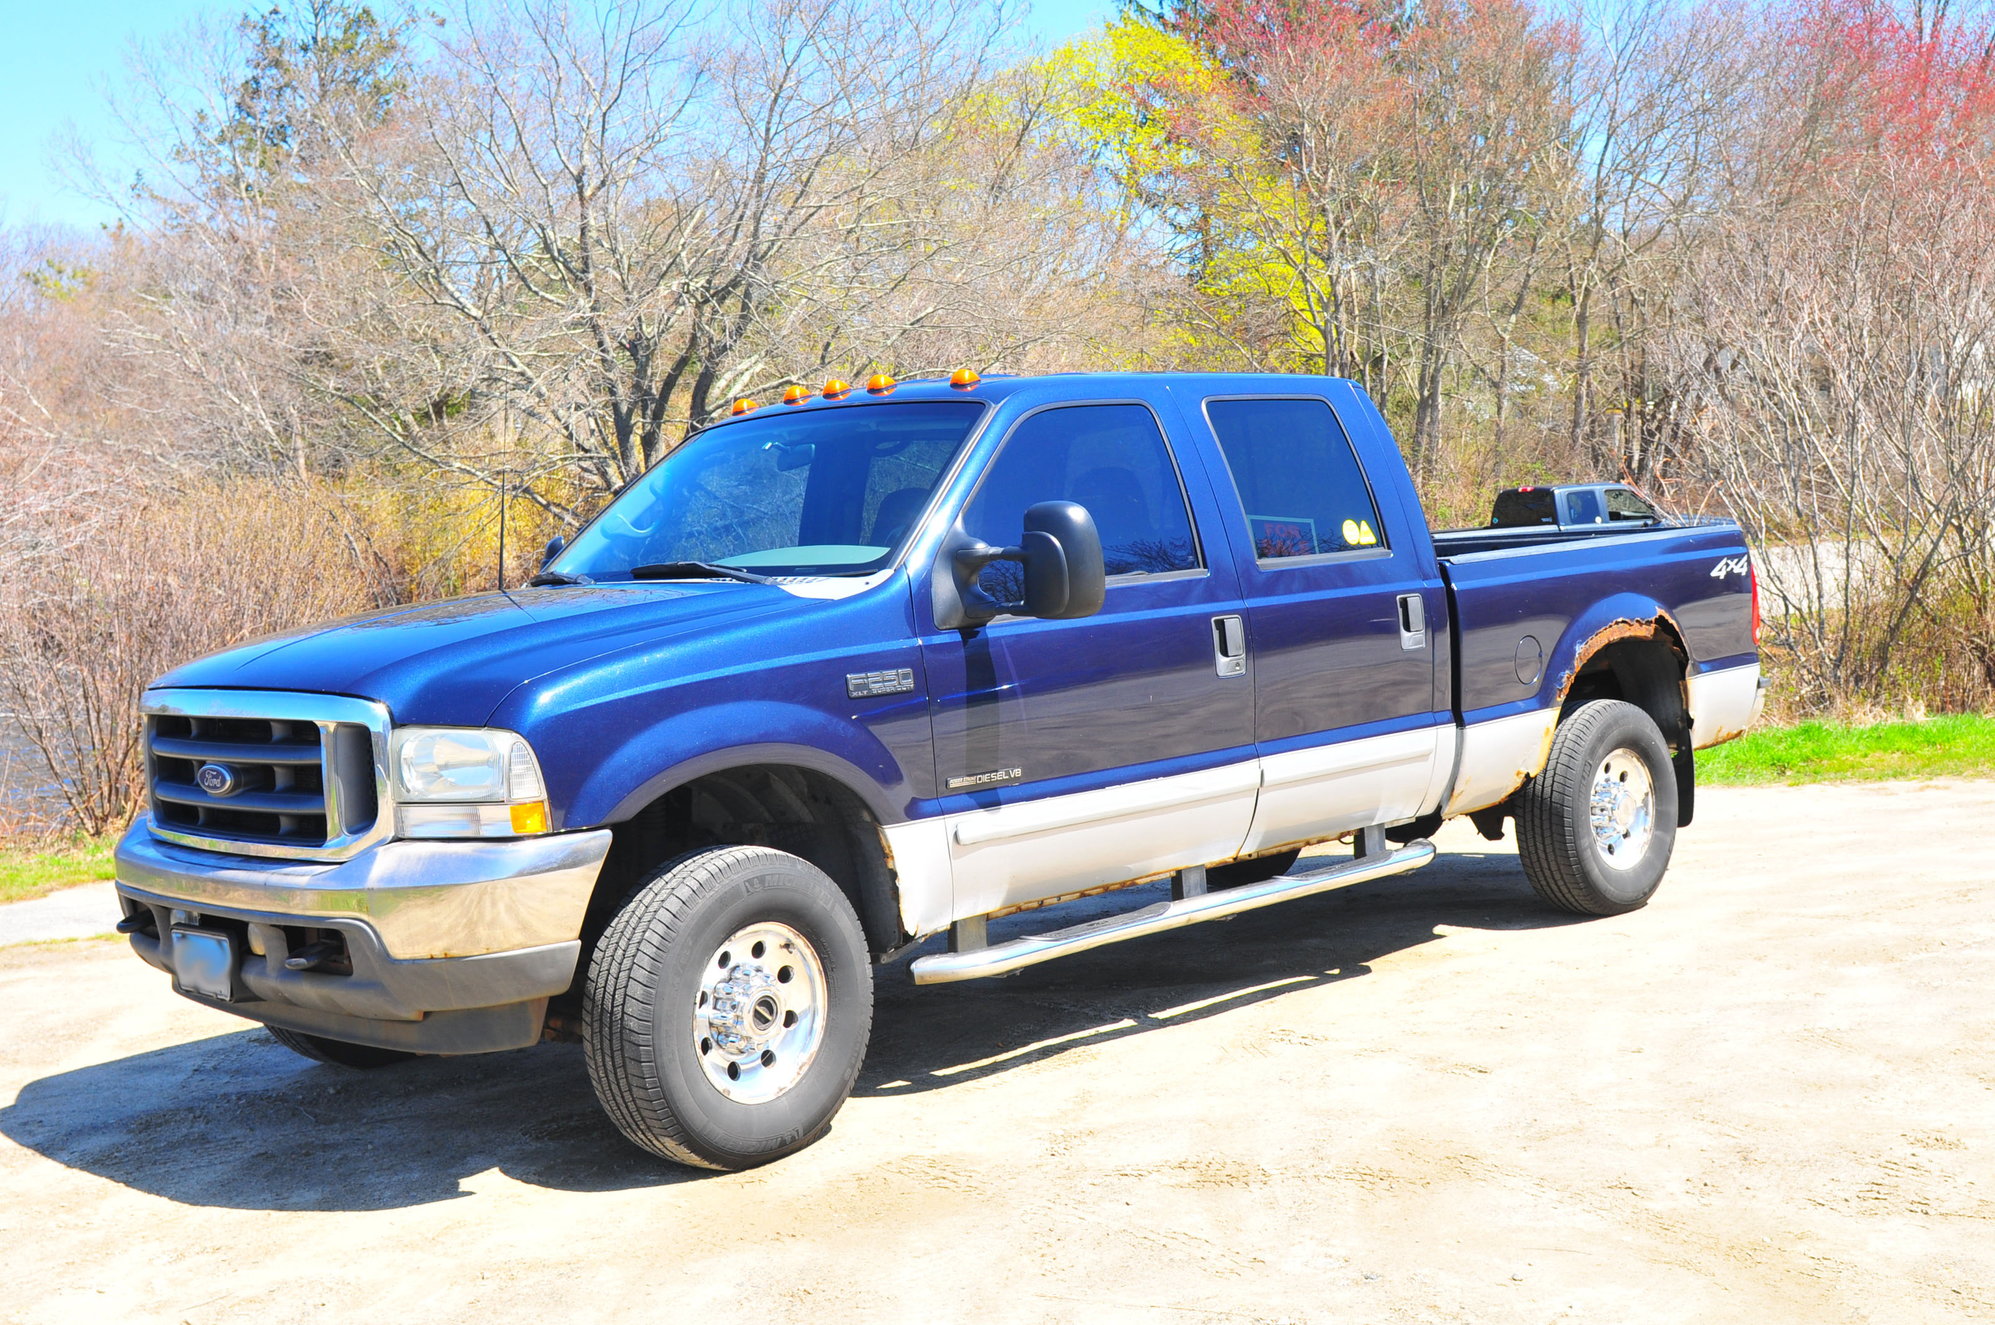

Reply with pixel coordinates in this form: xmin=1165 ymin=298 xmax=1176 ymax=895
xmin=910 ymin=839 xmax=1435 ymax=985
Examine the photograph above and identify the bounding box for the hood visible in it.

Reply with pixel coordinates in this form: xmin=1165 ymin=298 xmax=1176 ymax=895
xmin=151 ymin=582 xmax=814 ymax=726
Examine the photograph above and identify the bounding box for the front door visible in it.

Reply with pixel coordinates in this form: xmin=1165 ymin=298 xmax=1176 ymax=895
xmin=1195 ymin=392 xmax=1451 ymax=853
xmin=918 ymin=398 xmax=1257 ymax=918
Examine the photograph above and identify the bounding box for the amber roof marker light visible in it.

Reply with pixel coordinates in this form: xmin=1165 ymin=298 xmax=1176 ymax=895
xmin=781 ymin=384 xmax=812 ymax=405
xmin=822 ymin=378 xmax=851 ymax=399
xmin=949 ymin=368 xmax=981 ymax=389
xmin=729 ymin=398 xmax=758 ymax=416
xmin=866 ymin=374 xmax=896 ymax=394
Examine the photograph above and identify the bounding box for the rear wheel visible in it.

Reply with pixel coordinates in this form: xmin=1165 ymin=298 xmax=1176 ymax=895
xmin=266 ymin=1027 xmax=418 ymax=1069
xmin=584 ymin=846 xmax=872 ymax=1170
xmin=1515 ymin=699 xmax=1678 ymax=915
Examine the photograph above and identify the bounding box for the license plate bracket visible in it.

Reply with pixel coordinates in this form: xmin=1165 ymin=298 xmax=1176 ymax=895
xmin=170 ymin=927 xmax=239 ymax=1002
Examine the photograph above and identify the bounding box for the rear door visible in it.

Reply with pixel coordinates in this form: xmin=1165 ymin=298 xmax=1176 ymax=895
xmin=916 ymin=395 xmax=1258 ymax=919
xmin=1191 ymin=392 xmax=1453 ymax=852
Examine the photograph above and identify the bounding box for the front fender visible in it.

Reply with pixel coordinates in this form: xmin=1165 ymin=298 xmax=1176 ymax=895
xmin=563 ymin=700 xmax=910 ymax=828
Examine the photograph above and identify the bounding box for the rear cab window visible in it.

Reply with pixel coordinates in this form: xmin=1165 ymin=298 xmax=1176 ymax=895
xmin=1490 ymin=488 xmax=1557 ymax=528
xmin=1202 ymin=397 xmax=1385 ymax=561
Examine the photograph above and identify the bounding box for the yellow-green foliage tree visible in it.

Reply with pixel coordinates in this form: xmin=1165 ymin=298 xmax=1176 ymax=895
xmin=1036 ymin=3 xmax=1582 ymax=512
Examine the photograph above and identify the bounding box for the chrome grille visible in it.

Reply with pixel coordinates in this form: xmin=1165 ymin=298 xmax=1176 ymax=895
xmin=142 ymin=690 xmax=392 ymax=861
xmin=149 ymin=715 xmax=331 ymax=843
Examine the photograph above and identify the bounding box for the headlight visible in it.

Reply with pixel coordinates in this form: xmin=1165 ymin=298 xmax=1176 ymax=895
xmin=391 ymin=727 xmax=550 ymax=839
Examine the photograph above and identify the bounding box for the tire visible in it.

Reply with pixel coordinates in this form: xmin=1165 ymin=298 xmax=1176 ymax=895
xmin=1208 ymin=848 xmax=1301 ymax=889
xmin=267 ymin=1026 xmax=419 ymax=1069
xmin=1515 ymin=699 xmax=1679 ymax=916
xmin=583 ymin=846 xmax=873 ymax=1171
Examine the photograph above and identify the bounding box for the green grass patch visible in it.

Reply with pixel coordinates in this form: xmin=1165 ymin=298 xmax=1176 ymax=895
xmin=1701 ymin=713 xmax=1995 ymax=785
xmin=0 ymin=837 xmax=116 ymax=905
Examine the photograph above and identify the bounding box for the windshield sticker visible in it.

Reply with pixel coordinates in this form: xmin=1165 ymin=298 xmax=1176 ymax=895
xmin=1249 ymin=515 xmax=1319 ymax=557
xmin=1340 ymin=518 xmax=1378 ymax=547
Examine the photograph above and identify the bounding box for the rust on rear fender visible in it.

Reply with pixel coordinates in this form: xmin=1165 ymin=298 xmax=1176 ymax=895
xmin=1548 ymin=615 xmax=1690 ymax=720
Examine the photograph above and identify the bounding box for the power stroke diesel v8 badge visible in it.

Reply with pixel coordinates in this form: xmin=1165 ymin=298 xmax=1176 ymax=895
xmin=946 ymin=767 xmax=1023 ymax=790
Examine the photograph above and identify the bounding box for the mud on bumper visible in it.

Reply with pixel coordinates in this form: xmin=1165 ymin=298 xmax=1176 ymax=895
xmin=114 ymin=820 xmax=611 ymax=1055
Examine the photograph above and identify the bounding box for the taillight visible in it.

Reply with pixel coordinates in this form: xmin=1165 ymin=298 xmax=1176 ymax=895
xmin=1749 ymin=554 xmax=1762 ymax=644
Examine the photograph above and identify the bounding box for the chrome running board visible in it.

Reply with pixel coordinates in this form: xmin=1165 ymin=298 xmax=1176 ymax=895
xmin=909 ymin=839 xmax=1436 ymax=985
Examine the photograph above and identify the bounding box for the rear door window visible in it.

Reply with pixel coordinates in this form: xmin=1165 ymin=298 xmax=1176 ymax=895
xmin=1204 ymin=398 xmax=1384 ymax=559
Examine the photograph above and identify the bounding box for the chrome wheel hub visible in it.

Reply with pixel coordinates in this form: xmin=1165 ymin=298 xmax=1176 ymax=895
xmin=693 ymin=921 xmax=827 ymax=1104
xmin=1589 ymin=746 xmax=1655 ymax=871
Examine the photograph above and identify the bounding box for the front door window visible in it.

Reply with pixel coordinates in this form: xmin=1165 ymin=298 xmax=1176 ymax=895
xmin=962 ymin=403 xmax=1199 ymax=601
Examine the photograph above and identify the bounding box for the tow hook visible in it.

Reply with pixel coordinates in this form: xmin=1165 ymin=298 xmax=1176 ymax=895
xmin=284 ymin=940 xmax=343 ymax=972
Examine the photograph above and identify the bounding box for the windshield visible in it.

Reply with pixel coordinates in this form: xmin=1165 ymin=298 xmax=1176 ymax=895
xmin=549 ymin=400 xmax=986 ymax=580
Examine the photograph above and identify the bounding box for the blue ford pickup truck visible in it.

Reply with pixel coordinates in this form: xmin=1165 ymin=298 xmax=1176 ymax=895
xmin=113 ymin=372 xmax=1763 ymax=1170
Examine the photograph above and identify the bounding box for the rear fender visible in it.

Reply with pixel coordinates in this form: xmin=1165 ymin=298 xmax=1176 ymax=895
xmin=1538 ymin=594 xmax=1688 ymax=716
xmin=1543 ymin=594 xmax=1695 ymax=826
xmin=1448 ymin=594 xmax=1690 ymax=822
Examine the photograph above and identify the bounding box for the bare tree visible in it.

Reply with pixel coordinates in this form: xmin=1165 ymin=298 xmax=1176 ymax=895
xmin=1673 ymin=1 xmax=1995 ymax=709
xmin=98 ymin=0 xmax=1131 ymax=522
xmin=1553 ymin=0 xmax=1748 ymax=483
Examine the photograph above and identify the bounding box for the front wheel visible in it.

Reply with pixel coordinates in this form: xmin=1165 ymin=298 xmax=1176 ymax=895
xmin=583 ymin=846 xmax=873 ymax=1170
xmin=1515 ymin=699 xmax=1679 ymax=916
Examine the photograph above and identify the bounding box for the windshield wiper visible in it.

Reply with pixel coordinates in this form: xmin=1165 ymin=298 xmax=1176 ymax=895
xmin=630 ymin=560 xmax=775 ymax=585
xmin=527 ymin=570 xmax=592 ymax=587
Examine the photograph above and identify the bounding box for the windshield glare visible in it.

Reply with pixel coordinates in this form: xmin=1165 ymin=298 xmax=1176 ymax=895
xmin=551 ymin=400 xmax=986 ymax=580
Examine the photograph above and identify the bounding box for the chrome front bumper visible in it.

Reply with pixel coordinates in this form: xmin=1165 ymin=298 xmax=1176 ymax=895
xmin=113 ymin=819 xmax=612 ymax=1054
xmin=116 ymin=818 xmax=610 ymax=959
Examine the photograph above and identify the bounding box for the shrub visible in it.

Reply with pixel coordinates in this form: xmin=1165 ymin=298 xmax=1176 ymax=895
xmin=0 ymin=480 xmax=378 ymax=836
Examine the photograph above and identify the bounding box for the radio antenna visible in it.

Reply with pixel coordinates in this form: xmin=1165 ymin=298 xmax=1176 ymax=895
xmin=496 ymin=468 xmax=508 ymax=592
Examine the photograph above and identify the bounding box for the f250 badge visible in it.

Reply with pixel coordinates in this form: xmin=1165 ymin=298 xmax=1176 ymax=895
xmin=1709 ymin=555 xmax=1751 ymax=579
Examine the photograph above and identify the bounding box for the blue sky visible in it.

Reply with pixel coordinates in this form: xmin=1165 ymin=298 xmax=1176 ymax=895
xmin=0 ymin=0 xmax=1112 ymax=234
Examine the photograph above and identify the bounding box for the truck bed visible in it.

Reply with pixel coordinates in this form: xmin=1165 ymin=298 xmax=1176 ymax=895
xmin=1438 ymin=519 xmax=1756 ymax=718
xmin=1428 ymin=514 xmax=1731 ymax=558
xmin=1430 ymin=518 xmax=1759 ymax=818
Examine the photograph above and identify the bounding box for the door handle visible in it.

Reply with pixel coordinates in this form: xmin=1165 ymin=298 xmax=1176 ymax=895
xmin=1212 ymin=614 xmax=1247 ymax=677
xmin=1397 ymin=593 xmax=1427 ymax=651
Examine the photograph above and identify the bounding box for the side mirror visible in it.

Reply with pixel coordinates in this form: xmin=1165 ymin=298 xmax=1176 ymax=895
xmin=540 ymin=535 xmax=566 ymax=568
xmin=1018 ymin=500 xmax=1105 ymax=620
xmin=935 ymin=500 xmax=1105 ymax=628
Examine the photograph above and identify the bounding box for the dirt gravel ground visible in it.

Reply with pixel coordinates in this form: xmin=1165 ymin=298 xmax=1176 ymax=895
xmin=2 ymin=780 xmax=1991 ymax=1325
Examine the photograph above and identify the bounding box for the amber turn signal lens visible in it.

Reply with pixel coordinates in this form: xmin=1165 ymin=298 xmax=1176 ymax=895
xmin=730 ymin=398 xmax=758 ymax=416
xmin=949 ymin=368 xmax=981 ymax=388
xmin=822 ymin=378 xmax=851 ymax=398
xmin=866 ymin=373 xmax=896 ymax=393
xmin=782 ymin=384 xmax=811 ymax=405
xmin=509 ymin=801 xmax=550 ymax=834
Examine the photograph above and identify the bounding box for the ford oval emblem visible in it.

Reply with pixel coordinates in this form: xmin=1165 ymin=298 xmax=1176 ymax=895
xmin=195 ymin=763 xmax=239 ymax=797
